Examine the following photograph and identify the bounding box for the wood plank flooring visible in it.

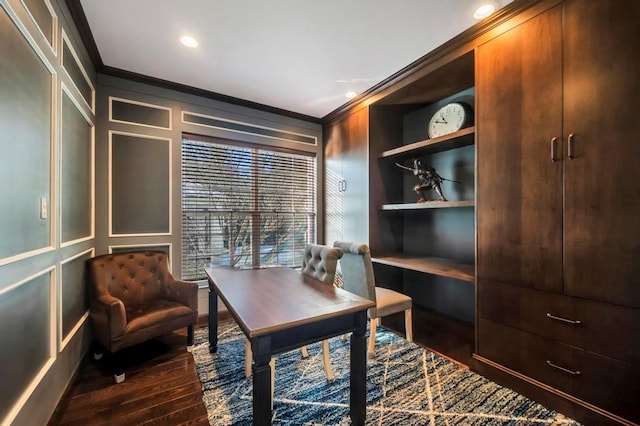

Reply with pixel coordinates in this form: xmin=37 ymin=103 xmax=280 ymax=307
xmin=49 ymin=307 xmax=473 ymax=425
xmin=48 ymin=326 xmax=210 ymax=426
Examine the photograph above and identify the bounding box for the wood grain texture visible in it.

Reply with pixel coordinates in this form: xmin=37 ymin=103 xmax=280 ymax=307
xmin=48 ymin=329 xmax=208 ymax=426
xmin=380 ymin=126 xmax=475 ymax=159
xmin=206 ymin=267 xmax=373 ymax=337
xmin=380 ymin=200 xmax=474 ymax=210
xmin=561 ymin=0 xmax=640 ymax=308
xmin=476 ymin=4 xmax=563 ymax=292
xmin=372 ymin=255 xmax=474 ymax=282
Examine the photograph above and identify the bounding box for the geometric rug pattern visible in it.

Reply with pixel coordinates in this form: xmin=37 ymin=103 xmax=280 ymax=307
xmin=193 ymin=322 xmax=581 ymax=425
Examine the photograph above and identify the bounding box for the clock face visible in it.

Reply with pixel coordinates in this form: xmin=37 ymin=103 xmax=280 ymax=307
xmin=428 ymin=102 xmax=467 ymax=138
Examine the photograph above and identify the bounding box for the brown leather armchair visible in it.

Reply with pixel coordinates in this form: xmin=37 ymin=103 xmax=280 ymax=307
xmin=87 ymin=251 xmax=198 ymax=382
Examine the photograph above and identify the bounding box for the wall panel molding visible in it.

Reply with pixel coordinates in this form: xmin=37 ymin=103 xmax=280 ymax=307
xmin=0 ymin=1 xmax=57 ymax=267
xmin=108 ymin=131 xmax=172 ymax=237
xmin=109 ymin=96 xmax=172 ymax=130
xmin=61 ymin=28 xmax=94 ymax=112
xmin=19 ymin=0 xmax=56 ymax=55
xmin=58 ymin=248 xmax=93 ymax=351
xmin=182 ymin=110 xmax=318 ymax=146
xmin=0 ymin=266 xmax=56 ymax=426
xmin=59 ymin=83 xmax=95 ymax=248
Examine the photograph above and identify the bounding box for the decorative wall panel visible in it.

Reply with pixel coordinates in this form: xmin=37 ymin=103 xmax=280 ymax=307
xmin=110 ymin=97 xmax=171 ymax=129
xmin=110 ymin=132 xmax=171 ymax=236
xmin=62 ymin=32 xmax=93 ymax=110
xmin=183 ymin=111 xmax=317 ymax=145
xmin=0 ymin=5 xmax=53 ymax=263
xmin=20 ymin=0 xmax=55 ymax=51
xmin=0 ymin=270 xmax=54 ymax=422
xmin=61 ymin=86 xmax=93 ymax=245
xmin=59 ymin=250 xmax=92 ymax=346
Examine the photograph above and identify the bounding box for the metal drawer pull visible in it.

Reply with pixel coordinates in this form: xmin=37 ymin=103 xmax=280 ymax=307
xmin=568 ymin=133 xmax=575 ymax=159
xmin=551 ymin=137 xmax=558 ymax=162
xmin=546 ymin=313 xmax=581 ymax=325
xmin=547 ymin=360 xmax=581 ymax=376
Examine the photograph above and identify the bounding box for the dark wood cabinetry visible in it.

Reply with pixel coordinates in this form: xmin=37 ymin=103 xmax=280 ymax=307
xmin=325 ymin=107 xmax=369 ymax=245
xmin=475 ymin=1 xmax=640 ymax=424
xmin=322 ymin=0 xmax=639 ymax=422
xmin=368 ymin=52 xmax=476 ymax=326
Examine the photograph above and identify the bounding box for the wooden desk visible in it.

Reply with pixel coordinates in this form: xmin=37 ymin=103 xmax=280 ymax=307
xmin=205 ymin=266 xmax=374 ymax=426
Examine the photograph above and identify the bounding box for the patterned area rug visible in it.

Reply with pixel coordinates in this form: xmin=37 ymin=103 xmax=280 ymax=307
xmin=192 ymin=322 xmax=580 ymax=425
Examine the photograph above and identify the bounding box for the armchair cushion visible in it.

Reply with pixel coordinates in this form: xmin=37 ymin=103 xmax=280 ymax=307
xmin=87 ymin=251 xmax=198 ymax=353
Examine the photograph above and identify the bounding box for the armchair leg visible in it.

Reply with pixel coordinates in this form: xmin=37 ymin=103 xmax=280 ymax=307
xmin=187 ymin=324 xmax=194 ymax=352
xmin=404 ymin=308 xmax=413 ymax=343
xmin=300 ymin=345 xmax=309 ymax=358
xmin=368 ymin=318 xmax=378 ymax=356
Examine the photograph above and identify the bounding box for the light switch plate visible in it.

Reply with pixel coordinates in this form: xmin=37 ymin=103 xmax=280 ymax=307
xmin=40 ymin=196 xmax=47 ymax=219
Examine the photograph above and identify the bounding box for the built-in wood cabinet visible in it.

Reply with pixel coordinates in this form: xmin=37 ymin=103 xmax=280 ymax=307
xmin=368 ymin=52 xmax=476 ymax=325
xmin=323 ymin=0 xmax=640 ymax=422
xmin=475 ymin=0 xmax=640 ymax=424
xmin=324 ymin=107 xmax=369 ymax=245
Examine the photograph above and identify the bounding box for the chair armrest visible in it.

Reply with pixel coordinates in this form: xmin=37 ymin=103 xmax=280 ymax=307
xmin=166 ymin=278 xmax=198 ymax=312
xmin=91 ymin=294 xmax=126 ymax=340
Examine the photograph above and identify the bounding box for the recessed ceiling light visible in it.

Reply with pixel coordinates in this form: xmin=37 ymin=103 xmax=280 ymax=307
xmin=180 ymin=35 xmax=198 ymax=48
xmin=345 ymin=91 xmax=358 ymax=99
xmin=474 ymin=1 xmax=499 ymax=20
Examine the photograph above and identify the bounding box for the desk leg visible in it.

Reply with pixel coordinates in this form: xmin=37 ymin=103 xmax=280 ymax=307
xmin=350 ymin=311 xmax=367 ymax=425
xmin=208 ymin=287 xmax=218 ymax=353
xmin=252 ymin=337 xmax=272 ymax=425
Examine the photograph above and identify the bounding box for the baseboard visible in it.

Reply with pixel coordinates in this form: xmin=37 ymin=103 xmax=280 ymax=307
xmin=470 ymin=354 xmax=636 ymax=426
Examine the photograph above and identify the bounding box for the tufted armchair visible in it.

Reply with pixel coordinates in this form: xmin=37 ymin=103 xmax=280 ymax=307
xmin=87 ymin=251 xmax=198 ymax=382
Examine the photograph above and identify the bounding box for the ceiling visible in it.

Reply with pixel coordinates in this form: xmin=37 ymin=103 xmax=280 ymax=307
xmin=79 ymin=0 xmax=512 ymax=119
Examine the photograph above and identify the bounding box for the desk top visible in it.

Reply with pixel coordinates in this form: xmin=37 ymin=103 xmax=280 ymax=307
xmin=205 ymin=267 xmax=374 ymax=338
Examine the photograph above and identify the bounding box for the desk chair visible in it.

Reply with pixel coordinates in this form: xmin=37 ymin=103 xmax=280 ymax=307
xmin=244 ymin=244 xmax=343 ymax=404
xmin=333 ymin=241 xmax=413 ymax=355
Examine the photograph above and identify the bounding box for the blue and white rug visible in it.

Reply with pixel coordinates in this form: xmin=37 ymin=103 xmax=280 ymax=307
xmin=192 ymin=322 xmax=580 ymax=425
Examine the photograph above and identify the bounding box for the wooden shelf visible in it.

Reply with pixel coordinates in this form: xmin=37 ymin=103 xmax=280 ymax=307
xmin=381 ymin=200 xmax=474 ymax=210
xmin=372 ymin=254 xmax=475 ymax=283
xmin=379 ymin=126 xmax=475 ymax=160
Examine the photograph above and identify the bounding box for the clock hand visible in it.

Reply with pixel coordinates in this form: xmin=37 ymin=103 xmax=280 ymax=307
xmin=440 ymin=114 xmax=448 ymax=124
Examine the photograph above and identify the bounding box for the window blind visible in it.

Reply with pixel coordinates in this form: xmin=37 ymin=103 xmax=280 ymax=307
xmin=181 ymin=138 xmax=316 ymax=280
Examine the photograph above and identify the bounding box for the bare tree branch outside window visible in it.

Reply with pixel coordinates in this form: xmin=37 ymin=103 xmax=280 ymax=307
xmin=182 ymin=139 xmax=316 ymax=280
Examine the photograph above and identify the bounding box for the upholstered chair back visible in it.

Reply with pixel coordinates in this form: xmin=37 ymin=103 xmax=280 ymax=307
xmin=89 ymin=251 xmax=172 ymax=307
xmin=300 ymin=244 xmax=343 ymax=284
xmin=333 ymin=241 xmax=379 ymax=317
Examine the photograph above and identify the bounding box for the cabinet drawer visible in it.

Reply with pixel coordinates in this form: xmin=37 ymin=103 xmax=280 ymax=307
xmin=478 ymin=319 xmax=640 ymax=423
xmin=478 ymin=279 xmax=640 ymax=365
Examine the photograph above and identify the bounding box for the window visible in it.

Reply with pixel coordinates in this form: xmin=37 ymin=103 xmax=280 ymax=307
xmin=181 ymin=137 xmax=316 ymax=280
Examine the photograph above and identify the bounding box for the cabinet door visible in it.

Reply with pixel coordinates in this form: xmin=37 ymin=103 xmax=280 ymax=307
xmin=341 ymin=107 xmax=368 ymax=243
xmin=563 ymin=0 xmax=640 ymax=308
xmin=325 ymin=118 xmax=345 ymax=245
xmin=477 ymin=6 xmax=563 ymax=292
xmin=324 ymin=108 xmax=369 ymax=245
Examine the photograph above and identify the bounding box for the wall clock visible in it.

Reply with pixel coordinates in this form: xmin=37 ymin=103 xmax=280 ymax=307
xmin=428 ymin=102 xmax=471 ymax=138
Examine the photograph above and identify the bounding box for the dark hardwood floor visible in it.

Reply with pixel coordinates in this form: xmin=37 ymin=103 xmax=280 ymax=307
xmin=48 ymin=325 xmax=210 ymax=426
xmin=49 ymin=307 xmax=472 ymax=425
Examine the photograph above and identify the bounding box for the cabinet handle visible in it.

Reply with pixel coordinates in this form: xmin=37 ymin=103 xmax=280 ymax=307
xmin=342 ymin=180 xmax=347 ymax=192
xmin=550 ymin=137 xmax=558 ymax=163
xmin=547 ymin=360 xmax=581 ymax=376
xmin=546 ymin=313 xmax=581 ymax=325
xmin=568 ymin=133 xmax=575 ymax=159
